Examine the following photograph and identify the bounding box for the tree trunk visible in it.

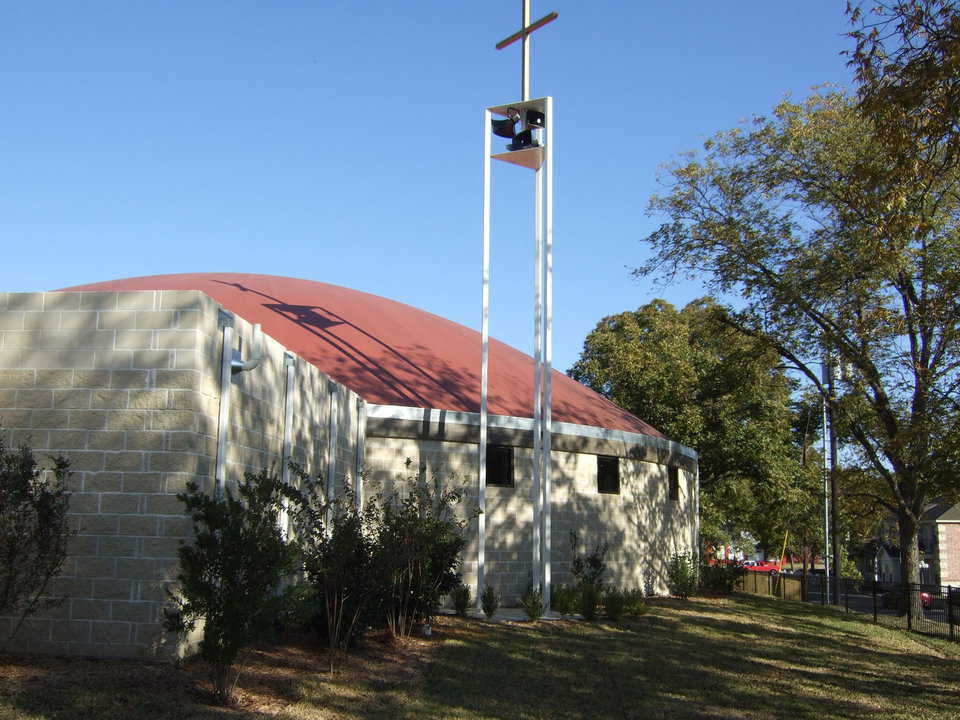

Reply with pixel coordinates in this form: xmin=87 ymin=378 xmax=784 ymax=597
xmin=898 ymin=510 xmax=923 ymax=621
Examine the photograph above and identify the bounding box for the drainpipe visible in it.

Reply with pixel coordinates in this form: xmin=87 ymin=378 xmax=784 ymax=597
xmin=214 ymin=317 xmax=264 ymax=498
xmin=280 ymin=353 xmax=297 ymax=538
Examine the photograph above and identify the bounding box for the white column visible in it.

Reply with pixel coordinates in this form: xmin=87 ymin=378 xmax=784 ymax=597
xmin=479 ymin=108 xmax=492 ymax=606
xmin=532 ymin=160 xmax=543 ymax=593
xmin=280 ymin=354 xmax=296 ymax=538
xmin=542 ymin=96 xmax=554 ymax=609
xmin=354 ymin=397 xmax=366 ymax=509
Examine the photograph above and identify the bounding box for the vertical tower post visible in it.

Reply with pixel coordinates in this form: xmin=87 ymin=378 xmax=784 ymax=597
xmin=541 ymin=95 xmax=554 ymax=608
xmin=478 ymin=108 xmax=492 ymax=607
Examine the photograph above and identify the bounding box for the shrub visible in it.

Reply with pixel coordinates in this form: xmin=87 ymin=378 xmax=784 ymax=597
xmin=373 ymin=461 xmax=468 ymax=638
xmin=0 ymin=436 xmax=71 ymax=646
xmin=624 ymin=588 xmax=649 ymax=617
xmin=699 ymin=561 xmax=743 ymax=595
xmin=480 ymin=585 xmax=500 ymax=620
xmin=520 ymin=585 xmax=544 ymax=621
xmin=603 ymin=587 xmax=627 ymax=621
xmin=569 ymin=531 xmax=609 ymax=590
xmin=667 ymin=552 xmax=699 ymax=599
xmin=287 ymin=467 xmax=381 ymax=672
xmin=164 ymin=471 xmax=296 ymax=703
xmin=552 ymin=584 xmax=579 ymax=617
xmin=451 ymin=583 xmax=471 ymax=616
xmin=578 ymin=583 xmax=600 ymax=621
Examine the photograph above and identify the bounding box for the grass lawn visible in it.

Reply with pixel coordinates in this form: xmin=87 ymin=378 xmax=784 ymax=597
xmin=1 ymin=594 xmax=958 ymax=719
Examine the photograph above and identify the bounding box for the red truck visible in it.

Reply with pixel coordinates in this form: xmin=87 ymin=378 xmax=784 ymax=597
xmin=742 ymin=560 xmax=781 ymax=575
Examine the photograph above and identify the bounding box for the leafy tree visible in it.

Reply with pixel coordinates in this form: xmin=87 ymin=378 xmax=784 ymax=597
xmin=164 ymin=471 xmax=297 ymax=703
xmin=637 ymin=90 xmax=960 ymax=588
xmin=0 ymin=436 xmax=70 ymax=645
xmin=569 ymin=299 xmax=820 ymax=553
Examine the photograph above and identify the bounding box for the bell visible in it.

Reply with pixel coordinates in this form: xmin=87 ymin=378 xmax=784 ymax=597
xmin=507 ymin=129 xmax=539 ymax=151
xmin=491 ymin=117 xmax=516 ymax=139
xmin=525 ymin=110 xmax=545 ymax=128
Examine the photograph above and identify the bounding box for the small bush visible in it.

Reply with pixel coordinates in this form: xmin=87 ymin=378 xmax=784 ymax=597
xmin=569 ymin=531 xmax=609 ymax=590
xmin=165 ymin=471 xmax=296 ymax=703
xmin=603 ymin=587 xmax=627 ymax=621
xmin=699 ymin=561 xmax=743 ymax=595
xmin=0 ymin=436 xmax=71 ymax=646
xmin=552 ymin=584 xmax=579 ymax=616
xmin=451 ymin=583 xmax=471 ymax=616
xmin=480 ymin=585 xmax=500 ymax=620
xmin=624 ymin=588 xmax=649 ymax=617
xmin=667 ymin=552 xmax=698 ymax=599
xmin=578 ymin=583 xmax=600 ymax=621
xmin=520 ymin=586 xmax=544 ymax=621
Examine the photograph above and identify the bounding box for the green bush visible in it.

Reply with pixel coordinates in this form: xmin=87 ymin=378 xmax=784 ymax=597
xmin=451 ymin=583 xmax=471 ymax=616
xmin=603 ymin=587 xmax=627 ymax=621
xmin=0 ymin=436 xmax=71 ymax=646
xmin=667 ymin=552 xmax=699 ymax=599
xmin=164 ymin=471 xmax=296 ymax=703
xmin=520 ymin=585 xmax=544 ymax=621
xmin=569 ymin=531 xmax=609 ymax=590
xmin=624 ymin=588 xmax=649 ymax=616
xmin=699 ymin=561 xmax=743 ymax=595
xmin=552 ymin=584 xmax=579 ymax=617
xmin=481 ymin=585 xmax=500 ymax=620
xmin=578 ymin=583 xmax=600 ymax=621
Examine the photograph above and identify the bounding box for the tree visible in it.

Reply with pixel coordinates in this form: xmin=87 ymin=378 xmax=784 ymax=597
xmin=0 ymin=436 xmax=71 ymax=645
xmin=638 ymin=90 xmax=960 ymax=588
xmin=569 ymin=298 xmax=820 ymax=554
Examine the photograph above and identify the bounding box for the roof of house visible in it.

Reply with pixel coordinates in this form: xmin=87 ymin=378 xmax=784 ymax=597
xmin=62 ymin=273 xmax=665 ymax=438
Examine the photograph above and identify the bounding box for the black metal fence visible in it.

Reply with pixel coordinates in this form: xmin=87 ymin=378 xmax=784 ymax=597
xmin=736 ymin=572 xmax=960 ymax=642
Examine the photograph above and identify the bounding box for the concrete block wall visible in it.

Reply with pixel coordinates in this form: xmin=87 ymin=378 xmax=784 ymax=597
xmin=0 ymin=290 xmax=358 ymax=657
xmin=363 ymin=436 xmax=696 ymax=604
xmin=938 ymin=523 xmax=960 ymax=587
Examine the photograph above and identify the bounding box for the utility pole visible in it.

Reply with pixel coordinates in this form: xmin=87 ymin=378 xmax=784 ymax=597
xmin=827 ymin=360 xmax=841 ymax=604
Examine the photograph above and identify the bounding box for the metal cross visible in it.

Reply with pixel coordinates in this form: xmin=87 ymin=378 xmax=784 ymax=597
xmin=495 ymin=1 xmax=558 ymax=101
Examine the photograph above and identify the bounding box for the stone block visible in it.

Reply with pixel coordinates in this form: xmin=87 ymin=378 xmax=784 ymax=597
xmin=91 ymin=621 xmax=131 ymax=643
xmin=125 ymin=431 xmax=165 ymax=451
xmin=99 ymin=536 xmax=137 ymax=557
xmin=116 ymin=559 xmax=155 ymax=581
xmin=92 ymin=578 xmax=132 ymax=601
xmin=66 ymin=534 xmax=99 ymax=556
xmin=111 ymin=600 xmax=152 ymax=623
xmin=0 ymin=369 xmax=35 ymax=388
xmin=135 ymin=311 xmax=175 ymax=330
xmin=24 ymin=349 xmax=95 ymax=369
xmin=72 ymin=370 xmax=111 ymax=388
xmin=136 ymin=580 xmax=175 ymax=603
xmin=42 ymin=293 xmax=80 ymax=311
xmin=129 ymin=390 xmax=167 ymax=410
xmin=7 ymin=293 xmax=44 ymax=311
xmin=160 ymin=291 xmax=201 ymax=310
xmin=115 ymin=330 xmax=155 ymax=350
xmin=117 ymin=515 xmax=159 ymax=537
xmin=39 ymin=330 xmax=116 ymax=349
xmin=168 ymin=390 xmax=202 ymax=410
xmin=52 ymin=576 xmax=93 ymax=598
xmin=79 ymin=292 xmax=118 ymax=311
xmin=176 ymin=311 xmax=200 ymax=329
xmin=173 ymin=351 xmax=200 ymax=369
xmin=63 ymin=450 xmax=104 ymax=472
xmin=162 ymin=473 xmax=195 ymax=494
xmin=24 ymin=312 xmax=62 ymax=330
xmin=100 ymin=493 xmax=142 ymax=514
xmin=76 ymin=557 xmax=117 ymax=577
xmin=0 ymin=350 xmax=25 ymax=368
xmin=0 ymin=410 xmax=31 ymax=429
xmin=110 ymin=370 xmax=149 ymax=389
xmin=140 ymin=537 xmax=182 ymax=558
xmin=2 ymin=330 xmax=41 ymax=348
xmin=69 ymin=410 xmax=108 ymax=430
xmin=70 ymin=599 xmax=111 ymax=621
xmin=121 ymin=473 xmax=163 ymax=493
xmin=91 ymin=389 xmax=129 ymax=409
xmin=131 ymin=350 xmax=172 ymax=369
xmin=94 ymin=350 xmax=133 ymax=370
xmin=161 ymin=516 xmax=192 ymax=537
xmin=0 ymin=312 xmax=24 ymax=330
xmin=150 ymin=411 xmax=197 ymax=432
xmin=17 ymin=388 xmax=53 ymax=408
xmin=59 ymin=312 xmax=99 ymax=330
xmin=53 ymin=388 xmax=91 ymax=409
xmin=0 ymin=388 xmax=15 ymax=407
xmin=84 ymin=472 xmax=123 ymax=492
xmin=106 ymin=410 xmax=148 ymax=430
xmin=86 ymin=431 xmax=126 ymax=451
xmin=134 ymin=623 xmax=165 ymax=646
xmin=97 ymin=311 xmax=137 ymax=330
xmin=117 ymin=292 xmax=156 ymax=311
xmin=66 ymin=492 xmax=99 ymax=513
xmin=78 ymin=512 xmax=118 ymax=533
xmin=155 ymin=330 xmax=195 ymax=349
xmin=146 ymin=494 xmax=187 ymax=516
xmin=32 ymin=409 xmax=71 ymax=428
xmin=103 ymin=452 xmax=144 ymax=472
xmin=154 ymin=370 xmax=197 ymax=389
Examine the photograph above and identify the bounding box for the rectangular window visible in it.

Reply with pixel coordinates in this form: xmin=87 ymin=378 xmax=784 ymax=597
xmin=486 ymin=444 xmax=514 ymax=487
xmin=597 ymin=455 xmax=620 ymax=494
xmin=669 ymin=466 xmax=680 ymax=502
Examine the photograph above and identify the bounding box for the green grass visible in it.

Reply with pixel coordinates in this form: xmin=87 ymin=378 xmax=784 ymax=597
xmin=2 ymin=595 xmax=959 ymax=719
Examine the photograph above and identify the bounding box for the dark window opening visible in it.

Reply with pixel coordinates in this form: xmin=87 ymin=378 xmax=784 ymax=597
xmin=486 ymin=444 xmax=514 ymax=487
xmin=669 ymin=466 xmax=680 ymax=502
xmin=597 ymin=455 xmax=620 ymax=494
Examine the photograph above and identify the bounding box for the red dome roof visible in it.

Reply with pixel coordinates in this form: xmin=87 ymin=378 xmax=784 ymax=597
xmin=62 ymin=273 xmax=664 ymax=438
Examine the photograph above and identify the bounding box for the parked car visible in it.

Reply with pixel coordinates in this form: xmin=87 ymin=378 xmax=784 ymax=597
xmin=743 ymin=560 xmax=781 ymax=576
xmin=880 ymin=588 xmax=933 ymax=611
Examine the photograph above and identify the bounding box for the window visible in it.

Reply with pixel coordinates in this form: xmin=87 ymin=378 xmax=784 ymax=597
xmin=486 ymin=444 xmax=514 ymax=487
xmin=597 ymin=455 xmax=620 ymax=494
xmin=668 ymin=466 xmax=680 ymax=502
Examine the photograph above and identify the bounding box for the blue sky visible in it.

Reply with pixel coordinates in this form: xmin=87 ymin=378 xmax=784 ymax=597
xmin=1 ymin=1 xmax=853 ymax=373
